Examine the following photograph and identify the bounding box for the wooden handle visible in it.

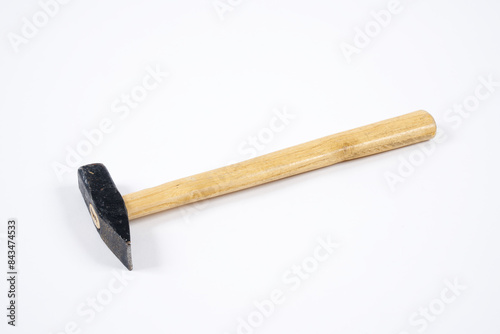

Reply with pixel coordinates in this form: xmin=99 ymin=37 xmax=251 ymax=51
xmin=123 ymin=110 xmax=436 ymax=220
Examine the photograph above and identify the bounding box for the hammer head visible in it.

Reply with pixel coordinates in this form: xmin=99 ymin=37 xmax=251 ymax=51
xmin=78 ymin=163 xmax=132 ymax=270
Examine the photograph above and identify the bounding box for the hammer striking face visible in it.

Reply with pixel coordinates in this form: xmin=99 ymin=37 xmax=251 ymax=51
xmin=78 ymin=110 xmax=437 ymax=270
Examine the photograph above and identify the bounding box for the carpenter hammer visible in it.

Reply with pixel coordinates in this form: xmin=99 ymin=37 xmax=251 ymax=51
xmin=78 ymin=110 xmax=436 ymax=270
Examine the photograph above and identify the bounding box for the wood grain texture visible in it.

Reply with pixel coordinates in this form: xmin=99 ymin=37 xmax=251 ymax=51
xmin=123 ymin=110 xmax=436 ymax=220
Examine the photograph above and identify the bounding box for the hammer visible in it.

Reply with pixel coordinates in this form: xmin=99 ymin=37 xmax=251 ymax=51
xmin=78 ymin=110 xmax=436 ymax=270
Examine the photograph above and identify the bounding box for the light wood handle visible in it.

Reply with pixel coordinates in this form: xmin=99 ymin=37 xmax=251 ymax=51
xmin=123 ymin=110 xmax=436 ymax=220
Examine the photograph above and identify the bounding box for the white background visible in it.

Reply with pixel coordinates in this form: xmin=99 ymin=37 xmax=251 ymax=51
xmin=1 ymin=0 xmax=499 ymax=333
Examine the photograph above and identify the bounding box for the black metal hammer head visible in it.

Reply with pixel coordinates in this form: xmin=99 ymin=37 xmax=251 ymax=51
xmin=78 ymin=163 xmax=132 ymax=270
